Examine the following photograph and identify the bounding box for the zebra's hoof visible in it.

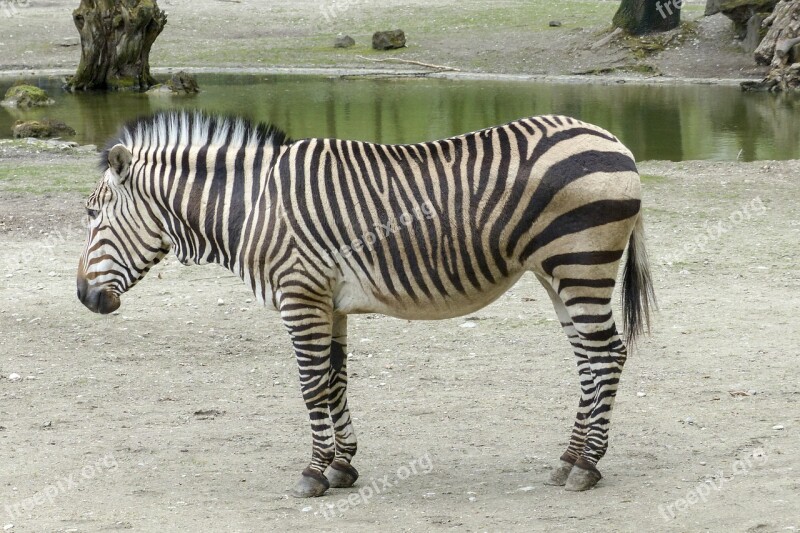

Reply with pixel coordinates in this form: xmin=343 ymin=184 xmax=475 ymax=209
xmin=291 ymin=468 xmax=330 ymax=498
xmin=544 ymin=460 xmax=574 ymax=486
xmin=326 ymin=459 xmax=359 ymax=488
xmin=564 ymin=459 xmax=602 ymax=491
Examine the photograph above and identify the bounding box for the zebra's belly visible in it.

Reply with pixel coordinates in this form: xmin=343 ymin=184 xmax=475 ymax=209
xmin=333 ymin=271 xmax=526 ymax=320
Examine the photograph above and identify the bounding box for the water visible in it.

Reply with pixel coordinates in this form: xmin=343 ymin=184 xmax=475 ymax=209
xmin=1 ymin=74 xmax=798 ymax=161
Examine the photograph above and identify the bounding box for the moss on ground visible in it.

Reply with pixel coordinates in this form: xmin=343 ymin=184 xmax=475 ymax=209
xmin=621 ymin=21 xmax=699 ymax=60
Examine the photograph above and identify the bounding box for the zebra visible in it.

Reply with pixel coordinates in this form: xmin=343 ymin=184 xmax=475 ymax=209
xmin=77 ymin=111 xmax=655 ymax=498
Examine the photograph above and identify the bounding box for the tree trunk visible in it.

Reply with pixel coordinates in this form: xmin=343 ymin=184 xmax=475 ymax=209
xmin=613 ymin=0 xmax=681 ymax=35
xmin=67 ymin=0 xmax=167 ymax=92
xmin=743 ymin=0 xmax=800 ymax=92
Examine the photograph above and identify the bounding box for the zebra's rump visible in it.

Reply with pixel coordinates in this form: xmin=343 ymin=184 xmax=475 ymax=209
xmin=273 ymin=115 xmax=641 ymax=317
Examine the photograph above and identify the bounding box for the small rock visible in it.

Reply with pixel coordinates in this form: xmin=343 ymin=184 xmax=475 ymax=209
xmin=7 ymin=373 xmax=21 ymax=382
xmin=772 ymin=425 xmax=785 ymax=430
xmin=372 ymin=29 xmax=406 ymax=50
xmin=145 ymin=84 xmax=173 ymax=96
xmin=685 ymin=417 xmax=695 ymax=425
xmin=302 ymin=506 xmax=313 ymax=513
xmin=147 ymin=71 xmax=200 ymax=96
xmin=4 ymin=524 xmax=14 ymax=531
xmin=636 ymin=391 xmax=647 ymax=397
xmin=42 ymin=139 xmax=79 ymax=150
xmin=217 ymin=298 xmax=224 ymax=306
xmin=460 ymin=321 xmax=477 ymax=328
xmin=167 ymin=71 xmax=200 ymax=94
xmin=12 ymin=119 xmax=76 ymax=139
xmin=58 ymin=37 xmax=80 ymax=47
xmin=549 ymin=20 xmax=563 ymax=27
xmin=334 ymin=34 xmax=356 ymax=49
xmin=1 ymin=84 xmax=55 ymax=108
xmin=194 ymin=408 xmax=224 ymax=420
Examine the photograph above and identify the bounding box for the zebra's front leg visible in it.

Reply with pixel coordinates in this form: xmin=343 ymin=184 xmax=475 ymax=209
xmin=324 ymin=313 xmax=359 ymax=488
xmin=283 ymin=300 xmax=336 ymax=498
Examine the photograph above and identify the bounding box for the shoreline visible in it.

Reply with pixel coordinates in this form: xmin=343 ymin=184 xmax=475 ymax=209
xmin=0 ymin=66 xmax=753 ymax=88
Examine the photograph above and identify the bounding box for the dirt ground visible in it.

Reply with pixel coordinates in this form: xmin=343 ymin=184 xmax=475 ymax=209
xmin=1 ymin=147 xmax=799 ymax=533
xmin=1 ymin=1 xmax=799 ymax=532
xmin=0 ymin=0 xmax=767 ymax=80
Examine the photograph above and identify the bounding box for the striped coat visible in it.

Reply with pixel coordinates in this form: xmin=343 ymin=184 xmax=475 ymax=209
xmin=78 ymin=112 xmax=654 ymax=497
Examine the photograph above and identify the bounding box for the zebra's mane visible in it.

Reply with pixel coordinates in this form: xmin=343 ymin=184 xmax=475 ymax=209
xmin=100 ymin=110 xmax=291 ymax=171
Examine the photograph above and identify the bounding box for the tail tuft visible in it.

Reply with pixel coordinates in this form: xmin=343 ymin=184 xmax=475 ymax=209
xmin=622 ymin=214 xmax=657 ymax=347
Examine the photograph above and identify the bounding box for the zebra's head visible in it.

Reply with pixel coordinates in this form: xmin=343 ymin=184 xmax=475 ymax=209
xmin=77 ymin=144 xmax=171 ymax=314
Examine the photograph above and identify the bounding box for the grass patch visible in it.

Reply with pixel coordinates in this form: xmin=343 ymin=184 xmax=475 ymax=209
xmin=640 ymin=174 xmax=669 ymax=183
xmin=0 ymin=146 xmax=97 ymax=194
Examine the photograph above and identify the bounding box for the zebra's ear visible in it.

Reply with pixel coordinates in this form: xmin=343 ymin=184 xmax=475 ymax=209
xmin=107 ymin=144 xmax=132 ymax=184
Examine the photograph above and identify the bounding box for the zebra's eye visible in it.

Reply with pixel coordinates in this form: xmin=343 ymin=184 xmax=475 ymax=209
xmin=87 ymin=208 xmax=100 ymax=219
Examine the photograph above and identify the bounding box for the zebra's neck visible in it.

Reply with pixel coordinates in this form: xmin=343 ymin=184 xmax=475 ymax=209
xmin=145 ymin=141 xmax=282 ymax=275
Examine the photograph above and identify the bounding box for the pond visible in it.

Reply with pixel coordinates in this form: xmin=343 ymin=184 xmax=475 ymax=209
xmin=1 ymin=74 xmax=798 ymax=162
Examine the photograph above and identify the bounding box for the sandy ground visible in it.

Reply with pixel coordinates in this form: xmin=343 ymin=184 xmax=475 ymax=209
xmin=1 ymin=1 xmax=798 ymax=532
xmin=0 ymin=145 xmax=799 ymax=533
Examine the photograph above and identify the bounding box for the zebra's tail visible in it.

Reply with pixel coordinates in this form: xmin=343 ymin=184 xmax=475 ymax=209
xmin=622 ymin=213 xmax=657 ymax=347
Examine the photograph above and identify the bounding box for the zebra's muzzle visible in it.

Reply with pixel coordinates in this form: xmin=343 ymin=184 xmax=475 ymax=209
xmin=77 ymin=275 xmax=121 ymax=315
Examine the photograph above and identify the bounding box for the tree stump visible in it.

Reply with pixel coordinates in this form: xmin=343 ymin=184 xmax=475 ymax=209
xmin=743 ymin=0 xmax=800 ymax=92
xmin=613 ymin=0 xmax=680 ymax=35
xmin=66 ymin=0 xmax=167 ymax=91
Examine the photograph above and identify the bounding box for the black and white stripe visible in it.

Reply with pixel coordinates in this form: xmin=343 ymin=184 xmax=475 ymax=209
xmin=77 ymin=111 xmax=655 ymax=496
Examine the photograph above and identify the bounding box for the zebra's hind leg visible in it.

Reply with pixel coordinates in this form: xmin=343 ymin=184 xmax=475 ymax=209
xmin=536 ymin=274 xmax=595 ymax=487
xmin=557 ymin=281 xmax=628 ymax=492
xmin=282 ymin=297 xmax=336 ymax=498
xmin=324 ymin=313 xmax=359 ymax=488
